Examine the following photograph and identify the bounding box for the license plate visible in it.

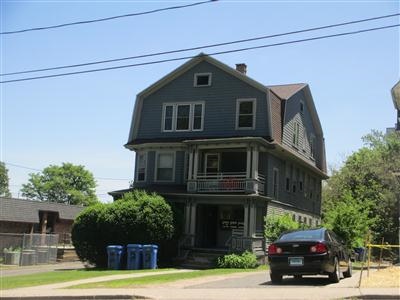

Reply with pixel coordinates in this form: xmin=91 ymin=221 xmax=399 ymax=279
xmin=289 ymin=257 xmax=304 ymax=266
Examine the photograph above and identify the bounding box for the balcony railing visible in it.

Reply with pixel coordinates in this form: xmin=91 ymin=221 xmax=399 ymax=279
xmin=187 ymin=172 xmax=265 ymax=195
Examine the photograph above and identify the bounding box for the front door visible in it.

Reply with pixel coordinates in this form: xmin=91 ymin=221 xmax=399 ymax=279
xmin=196 ymin=204 xmax=218 ymax=248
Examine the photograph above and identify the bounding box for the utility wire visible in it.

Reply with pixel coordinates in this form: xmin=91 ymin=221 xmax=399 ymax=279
xmin=2 ymin=12 xmax=398 ymax=77
xmin=4 ymin=162 xmax=131 ymax=181
xmin=1 ymin=23 xmax=398 ymax=84
xmin=0 ymin=0 xmax=216 ymax=35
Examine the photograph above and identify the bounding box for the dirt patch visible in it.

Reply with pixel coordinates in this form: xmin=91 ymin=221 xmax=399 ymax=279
xmin=361 ymin=266 xmax=400 ymax=288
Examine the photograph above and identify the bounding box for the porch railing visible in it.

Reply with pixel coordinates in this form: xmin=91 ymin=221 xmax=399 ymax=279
xmin=188 ymin=172 xmax=265 ymax=195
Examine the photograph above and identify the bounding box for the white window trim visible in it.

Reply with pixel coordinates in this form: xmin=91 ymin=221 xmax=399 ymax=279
xmin=194 ymin=72 xmax=212 ymax=87
xmin=154 ymin=151 xmax=176 ymax=182
xmin=272 ymin=167 xmax=279 ymax=199
xmin=161 ymin=104 xmax=175 ymax=132
xmin=162 ymin=102 xmax=205 ymax=132
xmin=175 ymin=103 xmax=192 ymax=132
xmin=204 ymin=153 xmax=220 ymax=174
xmin=192 ymin=103 xmax=205 ymax=131
xmin=235 ymin=98 xmax=256 ymax=130
xmin=135 ymin=152 xmax=147 ymax=182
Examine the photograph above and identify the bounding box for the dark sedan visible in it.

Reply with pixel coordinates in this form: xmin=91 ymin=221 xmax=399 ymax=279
xmin=267 ymin=228 xmax=352 ymax=284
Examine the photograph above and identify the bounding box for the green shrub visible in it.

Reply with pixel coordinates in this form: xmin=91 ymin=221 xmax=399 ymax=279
xmin=264 ymin=213 xmax=299 ymax=242
xmin=217 ymin=251 xmax=258 ymax=269
xmin=71 ymin=191 xmax=174 ymax=267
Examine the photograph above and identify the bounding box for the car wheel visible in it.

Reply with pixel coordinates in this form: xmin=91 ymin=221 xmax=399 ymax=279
xmin=329 ymin=257 xmax=341 ymax=283
xmin=294 ymin=275 xmax=302 ymax=280
xmin=270 ymin=272 xmax=282 ymax=284
xmin=343 ymin=259 xmax=352 ymax=278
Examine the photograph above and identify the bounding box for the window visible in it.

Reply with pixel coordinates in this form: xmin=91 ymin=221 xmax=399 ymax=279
xmin=286 ymin=177 xmax=290 ymax=192
xmin=136 ymin=153 xmax=147 ymax=182
xmin=300 ymin=100 xmax=304 ymax=114
xmin=156 ymin=152 xmax=174 ymax=181
xmin=194 ymin=73 xmax=212 ymax=87
xmin=192 ymin=103 xmax=204 ymax=131
xmin=162 ymin=102 xmax=204 ymax=132
xmin=236 ymin=99 xmax=256 ymax=129
xmin=205 ymin=153 xmax=220 ymax=174
xmin=310 ymin=134 xmax=316 ymax=158
xmin=163 ymin=105 xmax=174 ymax=131
xmin=272 ymin=168 xmax=279 ymax=199
xmin=176 ymin=104 xmax=190 ymax=131
xmin=292 ymin=121 xmax=300 ymax=147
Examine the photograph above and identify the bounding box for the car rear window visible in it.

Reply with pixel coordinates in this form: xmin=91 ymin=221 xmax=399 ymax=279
xmin=279 ymin=230 xmax=324 ymax=241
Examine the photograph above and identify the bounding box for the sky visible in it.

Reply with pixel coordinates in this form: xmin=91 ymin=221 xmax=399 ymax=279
xmin=1 ymin=0 xmax=399 ymax=202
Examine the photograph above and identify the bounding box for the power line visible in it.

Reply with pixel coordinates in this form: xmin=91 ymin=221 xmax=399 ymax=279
xmin=0 ymin=0 xmax=216 ymax=35
xmin=4 ymin=162 xmax=131 ymax=181
xmin=2 ymin=12 xmax=398 ymax=77
xmin=1 ymin=23 xmax=398 ymax=84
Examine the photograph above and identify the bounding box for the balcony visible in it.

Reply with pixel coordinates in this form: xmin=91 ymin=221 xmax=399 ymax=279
xmin=187 ymin=172 xmax=265 ymax=195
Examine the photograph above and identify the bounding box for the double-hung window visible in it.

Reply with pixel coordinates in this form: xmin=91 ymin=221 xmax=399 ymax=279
xmin=136 ymin=153 xmax=147 ymax=182
xmin=156 ymin=152 xmax=175 ymax=182
xmin=293 ymin=122 xmax=300 ymax=147
xmin=236 ymin=99 xmax=256 ymax=129
xmin=272 ymin=168 xmax=279 ymax=199
xmin=162 ymin=102 xmax=204 ymax=132
xmin=176 ymin=104 xmax=191 ymax=131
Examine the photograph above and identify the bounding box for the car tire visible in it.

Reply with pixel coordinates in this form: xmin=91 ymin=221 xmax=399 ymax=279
xmin=270 ymin=272 xmax=282 ymax=284
xmin=329 ymin=257 xmax=341 ymax=283
xmin=343 ymin=259 xmax=352 ymax=278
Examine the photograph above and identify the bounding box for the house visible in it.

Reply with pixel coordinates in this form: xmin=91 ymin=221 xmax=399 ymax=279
xmin=0 ymin=197 xmax=84 ymax=244
xmin=110 ymin=53 xmax=328 ymax=257
xmin=388 ymin=80 xmax=400 ymax=133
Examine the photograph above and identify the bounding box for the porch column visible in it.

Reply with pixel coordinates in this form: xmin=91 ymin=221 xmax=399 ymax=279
xmin=193 ymin=147 xmax=199 ymax=180
xmin=248 ymin=201 xmax=256 ymax=237
xmin=188 ymin=149 xmax=193 ymax=181
xmin=246 ymin=147 xmax=252 ymax=178
xmin=184 ymin=202 xmax=191 ymax=234
xmin=243 ymin=201 xmax=249 ymax=237
xmin=40 ymin=212 xmax=48 ymax=234
xmin=189 ymin=202 xmax=197 ymax=246
xmin=251 ymin=147 xmax=259 ymax=179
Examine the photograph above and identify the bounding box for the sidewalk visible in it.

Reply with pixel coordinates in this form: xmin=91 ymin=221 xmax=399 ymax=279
xmin=1 ymin=261 xmax=86 ymax=277
xmin=1 ymin=268 xmax=399 ymax=300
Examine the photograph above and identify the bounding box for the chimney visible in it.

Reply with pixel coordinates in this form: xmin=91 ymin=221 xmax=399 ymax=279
xmin=235 ymin=63 xmax=247 ymax=75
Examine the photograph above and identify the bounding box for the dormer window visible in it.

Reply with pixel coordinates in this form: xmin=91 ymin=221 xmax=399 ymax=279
xmin=194 ymin=73 xmax=212 ymax=87
xmin=300 ymin=100 xmax=304 ymax=114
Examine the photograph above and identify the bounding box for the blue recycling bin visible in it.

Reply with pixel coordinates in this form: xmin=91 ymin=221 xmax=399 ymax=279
xmin=142 ymin=244 xmax=158 ymax=269
xmin=106 ymin=245 xmax=124 ymax=270
xmin=127 ymin=244 xmax=142 ymax=270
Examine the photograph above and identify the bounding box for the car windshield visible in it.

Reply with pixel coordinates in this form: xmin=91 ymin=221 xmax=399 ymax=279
xmin=279 ymin=229 xmax=324 ymax=241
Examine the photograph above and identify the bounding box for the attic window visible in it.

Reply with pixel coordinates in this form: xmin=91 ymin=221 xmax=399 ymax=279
xmin=300 ymin=101 xmax=304 ymax=114
xmin=194 ymin=73 xmax=212 ymax=87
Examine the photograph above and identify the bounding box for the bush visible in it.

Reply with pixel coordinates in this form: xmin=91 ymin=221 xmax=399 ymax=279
xmin=217 ymin=251 xmax=258 ymax=269
xmin=71 ymin=191 xmax=174 ymax=267
xmin=264 ymin=213 xmax=299 ymax=242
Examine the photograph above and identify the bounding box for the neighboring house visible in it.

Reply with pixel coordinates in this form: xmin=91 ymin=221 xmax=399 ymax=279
xmin=388 ymin=80 xmax=400 ymax=133
xmin=0 ymin=197 xmax=84 ymax=237
xmin=110 ymin=53 xmax=328 ymax=256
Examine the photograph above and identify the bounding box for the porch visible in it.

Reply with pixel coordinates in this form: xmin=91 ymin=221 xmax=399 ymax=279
xmin=185 ymin=142 xmax=266 ymax=195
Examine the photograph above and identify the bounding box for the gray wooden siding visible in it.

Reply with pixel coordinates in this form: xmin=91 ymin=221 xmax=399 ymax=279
xmin=282 ymin=90 xmax=318 ymax=167
xmin=269 ymin=90 xmax=282 ymax=143
xmin=136 ymin=61 xmax=270 ymax=140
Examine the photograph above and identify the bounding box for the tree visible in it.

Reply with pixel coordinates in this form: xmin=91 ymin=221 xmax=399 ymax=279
xmin=323 ymin=130 xmax=400 ymax=245
xmin=71 ymin=190 xmax=174 ymax=267
xmin=264 ymin=213 xmax=299 ymax=242
xmin=21 ymin=163 xmax=98 ymax=206
xmin=0 ymin=162 xmax=11 ymax=197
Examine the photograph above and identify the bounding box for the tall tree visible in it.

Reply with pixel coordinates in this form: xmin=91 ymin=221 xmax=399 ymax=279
xmin=21 ymin=163 xmax=98 ymax=206
xmin=0 ymin=162 xmax=12 ymax=197
xmin=323 ymin=130 xmax=400 ymax=245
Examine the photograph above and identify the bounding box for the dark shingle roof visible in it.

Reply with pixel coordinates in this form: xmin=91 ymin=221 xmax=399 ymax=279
xmin=267 ymin=83 xmax=307 ymax=100
xmin=0 ymin=197 xmax=85 ymax=223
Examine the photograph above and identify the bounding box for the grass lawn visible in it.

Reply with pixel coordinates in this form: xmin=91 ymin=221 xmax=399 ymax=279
xmin=70 ymin=265 xmax=267 ymax=289
xmin=0 ymin=268 xmax=173 ymax=290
